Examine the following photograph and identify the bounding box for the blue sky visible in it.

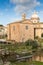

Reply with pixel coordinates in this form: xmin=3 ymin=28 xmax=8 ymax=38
xmin=0 ymin=0 xmax=43 ymax=25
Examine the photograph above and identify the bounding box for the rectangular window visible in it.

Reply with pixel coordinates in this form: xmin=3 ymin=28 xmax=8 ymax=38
xmin=26 ymin=26 xmax=28 ymax=30
xmin=13 ymin=26 xmax=15 ymax=30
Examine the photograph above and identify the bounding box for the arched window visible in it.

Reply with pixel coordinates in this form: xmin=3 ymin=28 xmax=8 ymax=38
xmin=41 ymin=33 xmax=43 ymax=38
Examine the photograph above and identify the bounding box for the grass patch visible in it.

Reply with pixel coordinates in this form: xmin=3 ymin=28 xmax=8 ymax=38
xmin=10 ymin=61 xmax=43 ymax=65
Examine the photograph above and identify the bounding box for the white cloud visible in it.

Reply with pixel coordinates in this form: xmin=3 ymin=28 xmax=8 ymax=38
xmin=10 ymin=0 xmax=40 ymax=14
xmin=10 ymin=0 xmax=30 ymax=4
xmin=10 ymin=0 xmax=40 ymax=5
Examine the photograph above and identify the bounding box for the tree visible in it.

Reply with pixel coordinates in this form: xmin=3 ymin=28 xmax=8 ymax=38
xmin=25 ymin=39 xmax=38 ymax=50
xmin=35 ymin=36 xmax=39 ymax=39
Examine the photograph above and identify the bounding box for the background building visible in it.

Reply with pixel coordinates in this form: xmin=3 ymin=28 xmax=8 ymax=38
xmin=7 ymin=12 xmax=43 ymax=42
xmin=0 ymin=25 xmax=7 ymax=40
